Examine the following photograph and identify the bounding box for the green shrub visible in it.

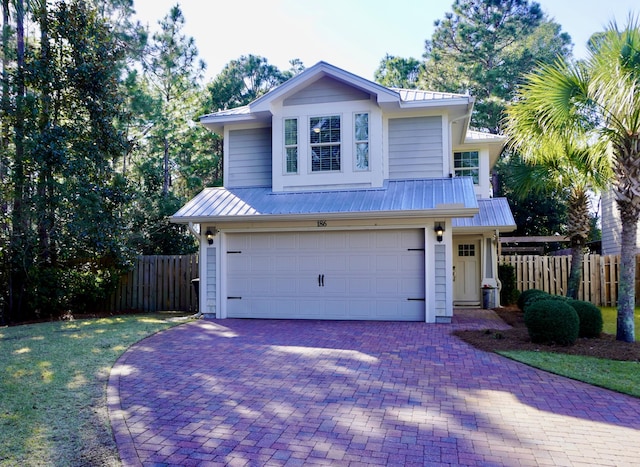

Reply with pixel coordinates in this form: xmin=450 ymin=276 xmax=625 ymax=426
xmin=524 ymin=299 xmax=580 ymax=345
xmin=523 ymin=292 xmax=569 ymax=312
xmin=517 ymin=288 xmax=547 ymax=310
xmin=568 ymin=300 xmax=603 ymax=338
xmin=498 ymin=264 xmax=519 ymax=305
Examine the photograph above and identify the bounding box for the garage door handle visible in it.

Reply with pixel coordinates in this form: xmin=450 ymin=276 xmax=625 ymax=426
xmin=321 ymin=274 xmax=325 ymax=287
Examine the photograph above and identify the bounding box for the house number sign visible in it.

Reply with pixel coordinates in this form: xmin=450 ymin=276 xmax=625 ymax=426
xmin=317 ymin=220 xmax=327 ymax=227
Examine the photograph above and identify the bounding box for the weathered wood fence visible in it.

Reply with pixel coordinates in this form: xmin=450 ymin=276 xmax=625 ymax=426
xmin=499 ymin=254 xmax=640 ymax=306
xmin=103 ymin=255 xmax=199 ymax=313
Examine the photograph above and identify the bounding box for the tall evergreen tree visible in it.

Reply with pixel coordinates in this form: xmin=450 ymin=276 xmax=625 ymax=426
xmin=420 ymin=0 xmax=571 ymax=133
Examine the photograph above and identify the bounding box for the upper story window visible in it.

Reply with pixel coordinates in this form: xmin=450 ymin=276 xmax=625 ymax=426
xmin=454 ymin=150 xmax=479 ymax=184
xmin=284 ymin=118 xmax=298 ymax=173
xmin=310 ymin=115 xmax=341 ymax=172
xmin=354 ymin=113 xmax=369 ymax=171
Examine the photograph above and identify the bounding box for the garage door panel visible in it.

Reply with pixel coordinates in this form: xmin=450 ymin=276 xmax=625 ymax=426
xmin=274 ymin=255 xmax=298 ymax=272
xmin=226 ymin=230 xmax=425 ymax=321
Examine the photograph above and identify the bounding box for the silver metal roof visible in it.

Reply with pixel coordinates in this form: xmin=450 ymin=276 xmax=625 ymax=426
xmin=452 ymin=198 xmax=516 ymax=232
xmin=391 ymin=88 xmax=469 ymax=102
xmin=171 ymin=178 xmax=479 ymax=223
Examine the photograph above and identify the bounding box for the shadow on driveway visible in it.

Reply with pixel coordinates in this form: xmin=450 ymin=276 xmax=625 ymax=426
xmin=108 ymin=314 xmax=640 ymax=466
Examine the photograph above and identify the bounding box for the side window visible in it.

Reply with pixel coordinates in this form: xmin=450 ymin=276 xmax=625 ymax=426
xmin=284 ymin=118 xmax=298 ymax=174
xmin=354 ymin=113 xmax=369 ymax=171
xmin=310 ymin=115 xmax=341 ymax=172
xmin=454 ymin=151 xmax=479 ymax=184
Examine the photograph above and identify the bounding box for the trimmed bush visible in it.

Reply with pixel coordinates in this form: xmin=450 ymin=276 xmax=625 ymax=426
xmin=524 ymin=299 xmax=580 ymax=346
xmin=517 ymin=288 xmax=547 ymax=311
xmin=522 ymin=292 xmax=569 ymax=312
xmin=568 ymin=300 xmax=603 ymax=338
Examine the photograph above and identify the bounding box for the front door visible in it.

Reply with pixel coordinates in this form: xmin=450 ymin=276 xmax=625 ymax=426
xmin=453 ymin=239 xmax=480 ymax=305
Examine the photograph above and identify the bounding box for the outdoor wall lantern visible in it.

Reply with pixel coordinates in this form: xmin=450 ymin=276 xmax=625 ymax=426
xmin=434 ymin=223 xmax=444 ymax=242
xmin=205 ymin=228 xmax=216 ymax=245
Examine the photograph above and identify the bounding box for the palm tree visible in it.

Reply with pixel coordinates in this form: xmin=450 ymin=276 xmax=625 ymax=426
xmin=500 ymin=139 xmax=610 ymax=300
xmin=503 ymin=18 xmax=640 ymax=342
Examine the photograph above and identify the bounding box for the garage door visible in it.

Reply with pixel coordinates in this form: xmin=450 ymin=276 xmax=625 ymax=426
xmin=225 ymin=229 xmax=425 ymax=321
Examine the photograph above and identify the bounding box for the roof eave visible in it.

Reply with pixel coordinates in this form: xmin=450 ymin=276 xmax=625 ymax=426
xmin=170 ymin=206 xmax=480 ymax=225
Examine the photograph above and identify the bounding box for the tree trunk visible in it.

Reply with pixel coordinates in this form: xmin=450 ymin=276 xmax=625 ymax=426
xmin=9 ymin=0 xmax=28 ymax=321
xmin=566 ymin=189 xmax=590 ymax=299
xmin=567 ymin=242 xmax=583 ymax=300
xmin=162 ymin=135 xmax=169 ymax=195
xmin=617 ymin=209 xmax=637 ymax=342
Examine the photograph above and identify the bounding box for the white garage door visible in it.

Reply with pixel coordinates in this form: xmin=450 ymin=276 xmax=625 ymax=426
xmin=225 ymin=229 xmax=425 ymax=321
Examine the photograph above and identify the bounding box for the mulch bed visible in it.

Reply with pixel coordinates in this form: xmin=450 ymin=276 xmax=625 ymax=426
xmin=454 ymin=307 xmax=640 ymax=362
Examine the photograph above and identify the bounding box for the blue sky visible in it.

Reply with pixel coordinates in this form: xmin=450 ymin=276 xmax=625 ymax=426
xmin=133 ymin=0 xmax=639 ymax=81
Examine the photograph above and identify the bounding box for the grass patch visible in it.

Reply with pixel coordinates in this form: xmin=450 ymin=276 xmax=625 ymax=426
xmin=0 ymin=313 xmax=189 ymax=466
xmin=600 ymin=307 xmax=640 ymax=339
xmin=498 ymin=350 xmax=640 ymax=398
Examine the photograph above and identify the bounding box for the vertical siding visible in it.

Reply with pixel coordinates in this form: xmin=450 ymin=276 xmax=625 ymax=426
xmin=388 ymin=116 xmax=443 ymax=179
xmin=206 ymin=247 xmax=216 ymax=316
xmin=283 ymin=76 xmax=370 ymax=106
xmin=227 ymin=127 xmax=272 ymax=188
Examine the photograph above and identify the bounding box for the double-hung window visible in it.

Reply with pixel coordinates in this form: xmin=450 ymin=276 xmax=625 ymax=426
xmin=354 ymin=113 xmax=369 ymax=171
xmin=310 ymin=115 xmax=341 ymax=172
xmin=454 ymin=151 xmax=479 ymax=183
xmin=284 ymin=118 xmax=298 ymax=173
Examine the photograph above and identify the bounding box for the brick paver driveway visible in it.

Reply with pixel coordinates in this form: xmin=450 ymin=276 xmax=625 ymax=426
xmin=108 ymin=312 xmax=640 ymax=466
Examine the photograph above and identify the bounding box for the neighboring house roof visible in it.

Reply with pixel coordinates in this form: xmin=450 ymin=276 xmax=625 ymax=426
xmin=452 ymin=198 xmax=516 ymax=233
xmin=171 ymin=178 xmax=480 ymax=223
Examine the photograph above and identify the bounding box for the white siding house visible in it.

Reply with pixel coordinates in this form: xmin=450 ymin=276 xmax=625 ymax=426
xmin=171 ymin=62 xmax=516 ymax=322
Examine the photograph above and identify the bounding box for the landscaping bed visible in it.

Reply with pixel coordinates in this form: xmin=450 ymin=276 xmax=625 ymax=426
xmin=455 ymin=307 xmax=640 ymax=362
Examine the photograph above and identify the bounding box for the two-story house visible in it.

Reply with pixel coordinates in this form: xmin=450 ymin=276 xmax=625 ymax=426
xmin=171 ymin=62 xmax=515 ymax=323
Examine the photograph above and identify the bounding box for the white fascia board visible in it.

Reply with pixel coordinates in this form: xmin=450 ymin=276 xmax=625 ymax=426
xmin=169 ymin=207 xmax=480 ymax=225
xmin=250 ymin=61 xmax=400 ymax=113
xmin=453 ymin=224 xmax=517 ymax=234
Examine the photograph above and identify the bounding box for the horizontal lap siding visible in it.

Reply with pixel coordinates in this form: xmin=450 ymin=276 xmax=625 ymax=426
xmin=227 ymin=127 xmax=272 ymax=187
xmin=388 ymin=116 xmax=443 ymax=179
xmin=283 ymin=76 xmax=370 ymax=106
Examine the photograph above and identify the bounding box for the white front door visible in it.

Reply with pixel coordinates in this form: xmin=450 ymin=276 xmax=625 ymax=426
xmin=225 ymin=229 xmax=425 ymax=321
xmin=453 ymin=239 xmax=480 ymax=305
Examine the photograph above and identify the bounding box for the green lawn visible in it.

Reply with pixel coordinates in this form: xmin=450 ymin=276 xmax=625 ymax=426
xmin=600 ymin=306 xmax=640 ymax=339
xmin=499 ymin=306 xmax=640 ymax=398
xmin=0 ymin=314 xmax=188 ymax=467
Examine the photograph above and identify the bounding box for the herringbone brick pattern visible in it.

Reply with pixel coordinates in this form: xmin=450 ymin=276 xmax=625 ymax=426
xmin=108 ymin=311 xmax=640 ymax=466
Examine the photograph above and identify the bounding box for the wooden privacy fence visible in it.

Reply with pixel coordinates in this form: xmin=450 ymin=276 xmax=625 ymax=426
xmin=102 ymin=255 xmax=199 ymax=313
xmin=499 ymin=254 xmax=640 ymax=306
xmin=102 ymin=253 xmax=637 ymax=312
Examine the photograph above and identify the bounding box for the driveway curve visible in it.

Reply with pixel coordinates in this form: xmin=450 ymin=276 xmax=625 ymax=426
xmin=108 ymin=311 xmax=640 ymax=466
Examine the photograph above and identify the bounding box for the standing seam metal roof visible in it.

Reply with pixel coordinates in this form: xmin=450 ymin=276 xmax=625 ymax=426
xmin=171 ymin=178 xmax=479 ymax=221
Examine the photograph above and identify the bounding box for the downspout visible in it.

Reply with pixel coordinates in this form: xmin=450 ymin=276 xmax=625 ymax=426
xmin=187 ymin=221 xmax=200 ymax=239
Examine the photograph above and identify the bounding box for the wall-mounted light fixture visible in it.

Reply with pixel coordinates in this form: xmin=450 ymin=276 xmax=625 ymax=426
xmin=434 ymin=223 xmax=444 ymax=243
xmin=205 ymin=228 xmax=217 ymax=245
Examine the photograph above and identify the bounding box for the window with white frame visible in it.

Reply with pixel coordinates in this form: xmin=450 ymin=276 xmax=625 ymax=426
xmin=354 ymin=113 xmax=369 ymax=171
xmin=284 ymin=118 xmax=298 ymax=173
xmin=310 ymin=115 xmax=341 ymax=172
xmin=454 ymin=150 xmax=479 ymax=183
